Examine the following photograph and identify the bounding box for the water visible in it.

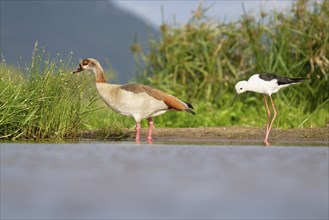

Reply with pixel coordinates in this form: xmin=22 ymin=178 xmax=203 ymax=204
xmin=1 ymin=142 xmax=328 ymax=219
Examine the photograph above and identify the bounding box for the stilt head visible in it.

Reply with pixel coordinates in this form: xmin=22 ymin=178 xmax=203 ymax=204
xmin=235 ymin=80 xmax=248 ymax=94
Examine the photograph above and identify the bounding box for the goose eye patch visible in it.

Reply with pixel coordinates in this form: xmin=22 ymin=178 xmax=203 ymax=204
xmin=82 ymin=60 xmax=89 ymax=65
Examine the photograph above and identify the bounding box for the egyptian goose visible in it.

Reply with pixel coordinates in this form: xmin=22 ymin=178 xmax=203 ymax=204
xmin=73 ymin=58 xmax=195 ymax=143
xmin=234 ymin=73 xmax=307 ymax=146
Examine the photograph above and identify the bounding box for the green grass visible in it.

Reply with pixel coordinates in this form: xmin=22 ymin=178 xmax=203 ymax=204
xmin=0 ymin=44 xmax=99 ymax=140
xmin=131 ymin=0 xmax=329 ymax=129
xmin=0 ymin=0 xmax=328 ymax=141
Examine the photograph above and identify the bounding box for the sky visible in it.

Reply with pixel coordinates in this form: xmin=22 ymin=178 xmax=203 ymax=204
xmin=113 ymin=0 xmax=293 ymax=27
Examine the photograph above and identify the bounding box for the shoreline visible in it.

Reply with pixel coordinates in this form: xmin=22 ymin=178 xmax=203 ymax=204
xmin=80 ymin=126 xmax=329 ymax=144
xmin=1 ymin=127 xmax=328 ymax=145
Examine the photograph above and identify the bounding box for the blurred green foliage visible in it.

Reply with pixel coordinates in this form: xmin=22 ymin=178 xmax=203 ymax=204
xmin=132 ymin=0 xmax=328 ymax=128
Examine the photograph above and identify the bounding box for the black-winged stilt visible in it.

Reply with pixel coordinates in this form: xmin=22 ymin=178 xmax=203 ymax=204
xmin=234 ymin=73 xmax=307 ymax=146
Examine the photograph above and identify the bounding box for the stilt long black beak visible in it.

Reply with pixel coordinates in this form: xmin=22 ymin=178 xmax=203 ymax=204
xmin=231 ymin=94 xmax=238 ymax=107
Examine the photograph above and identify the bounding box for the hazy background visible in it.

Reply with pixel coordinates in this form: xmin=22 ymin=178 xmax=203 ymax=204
xmin=1 ymin=0 xmax=291 ymax=83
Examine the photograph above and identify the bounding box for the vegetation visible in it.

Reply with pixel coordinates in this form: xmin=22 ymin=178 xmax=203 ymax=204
xmin=132 ymin=0 xmax=329 ymax=128
xmin=0 ymin=44 xmax=99 ymax=140
xmin=0 ymin=0 xmax=328 ymax=141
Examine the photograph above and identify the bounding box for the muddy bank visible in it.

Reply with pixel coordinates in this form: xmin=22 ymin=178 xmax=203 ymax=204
xmin=81 ymin=127 xmax=329 ymax=144
xmin=144 ymin=127 xmax=329 ymax=143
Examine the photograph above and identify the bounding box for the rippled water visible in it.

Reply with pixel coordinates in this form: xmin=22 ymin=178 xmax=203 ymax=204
xmin=1 ymin=143 xmax=328 ymax=219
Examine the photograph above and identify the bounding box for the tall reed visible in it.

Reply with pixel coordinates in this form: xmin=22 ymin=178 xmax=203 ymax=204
xmin=0 ymin=44 xmax=98 ymax=140
xmin=132 ymin=0 xmax=329 ymax=128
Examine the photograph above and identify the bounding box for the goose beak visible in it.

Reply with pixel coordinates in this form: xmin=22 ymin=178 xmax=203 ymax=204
xmin=73 ymin=64 xmax=84 ymax=74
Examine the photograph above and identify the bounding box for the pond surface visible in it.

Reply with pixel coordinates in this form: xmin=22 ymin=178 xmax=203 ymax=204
xmin=1 ymin=142 xmax=328 ymax=219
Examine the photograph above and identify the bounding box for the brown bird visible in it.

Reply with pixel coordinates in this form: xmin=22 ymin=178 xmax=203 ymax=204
xmin=73 ymin=58 xmax=195 ymax=143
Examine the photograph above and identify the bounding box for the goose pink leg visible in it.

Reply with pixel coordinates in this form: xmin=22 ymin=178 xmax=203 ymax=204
xmin=147 ymin=117 xmax=154 ymax=144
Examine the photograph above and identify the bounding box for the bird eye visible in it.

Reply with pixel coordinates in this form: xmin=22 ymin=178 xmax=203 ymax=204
xmin=240 ymin=87 xmax=243 ymax=90
xmin=82 ymin=59 xmax=89 ymax=66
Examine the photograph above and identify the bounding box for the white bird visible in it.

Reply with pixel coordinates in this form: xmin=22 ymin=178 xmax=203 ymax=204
xmin=73 ymin=58 xmax=195 ymax=143
xmin=235 ymin=73 xmax=307 ymax=146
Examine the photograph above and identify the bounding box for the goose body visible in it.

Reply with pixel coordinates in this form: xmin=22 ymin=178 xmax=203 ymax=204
xmin=73 ymin=58 xmax=195 ymax=143
xmin=96 ymin=83 xmax=182 ymax=122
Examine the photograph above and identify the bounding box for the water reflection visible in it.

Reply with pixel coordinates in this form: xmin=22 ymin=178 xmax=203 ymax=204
xmin=1 ymin=143 xmax=328 ymax=219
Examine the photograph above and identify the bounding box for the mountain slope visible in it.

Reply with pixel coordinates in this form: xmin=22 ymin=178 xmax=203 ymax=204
xmin=1 ymin=1 xmax=158 ymax=83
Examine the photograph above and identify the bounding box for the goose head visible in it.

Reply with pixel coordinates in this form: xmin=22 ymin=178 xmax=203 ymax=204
xmin=73 ymin=58 xmax=100 ymax=74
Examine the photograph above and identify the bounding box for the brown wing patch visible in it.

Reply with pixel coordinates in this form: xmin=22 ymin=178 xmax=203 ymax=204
xmin=120 ymin=84 xmax=165 ymax=100
xmin=164 ymin=96 xmax=187 ymax=110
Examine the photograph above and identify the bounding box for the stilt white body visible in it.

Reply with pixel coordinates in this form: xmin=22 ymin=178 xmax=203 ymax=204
xmin=235 ymin=73 xmax=306 ymax=146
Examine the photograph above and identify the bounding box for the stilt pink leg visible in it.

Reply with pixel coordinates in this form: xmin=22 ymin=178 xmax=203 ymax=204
xmin=264 ymin=95 xmax=277 ymax=146
xmin=135 ymin=122 xmax=141 ymax=144
xmin=263 ymin=94 xmax=271 ymax=134
xmin=147 ymin=117 xmax=154 ymax=144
